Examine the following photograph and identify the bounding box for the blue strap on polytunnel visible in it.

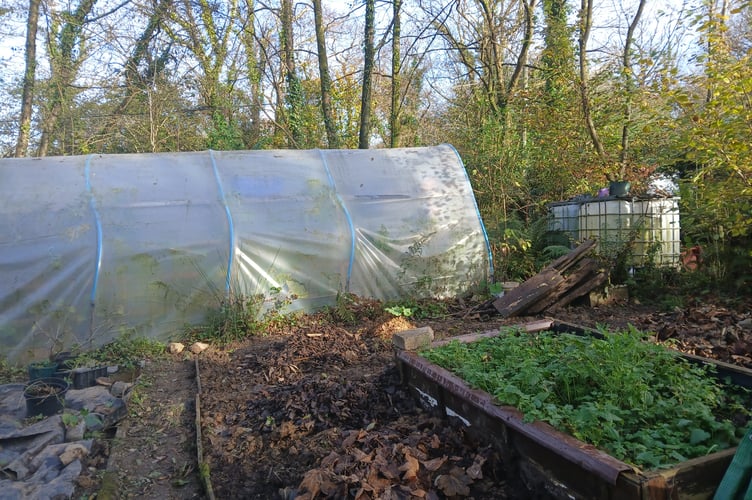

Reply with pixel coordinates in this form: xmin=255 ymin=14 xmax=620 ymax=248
xmin=84 ymin=154 xmax=103 ymax=307
xmin=209 ymin=150 xmax=235 ymax=295
xmin=319 ymin=150 xmax=356 ymax=292
xmin=446 ymin=143 xmax=495 ymax=280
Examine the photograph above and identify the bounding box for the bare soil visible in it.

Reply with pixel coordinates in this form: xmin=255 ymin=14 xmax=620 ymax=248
xmin=75 ymin=296 xmax=752 ymax=500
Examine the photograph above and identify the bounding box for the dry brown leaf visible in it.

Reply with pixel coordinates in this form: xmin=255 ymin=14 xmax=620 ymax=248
xmin=434 ymin=467 xmax=472 ymax=497
xmin=421 ymin=455 xmax=447 ymax=472
xmin=467 ymin=454 xmax=486 ymax=480
xmin=278 ymin=420 xmax=296 ymax=438
xmin=342 ymin=430 xmax=359 ymax=448
xmin=399 ymin=451 xmax=420 ymax=481
xmin=320 ymin=451 xmax=341 ymax=468
xmin=351 ymin=448 xmax=373 ymax=463
xmin=379 ymin=461 xmax=402 ymax=480
xmin=429 ymin=434 xmax=441 ymax=449
xmin=298 ymin=469 xmax=324 ymax=498
xmin=365 ymin=464 xmax=394 ymax=493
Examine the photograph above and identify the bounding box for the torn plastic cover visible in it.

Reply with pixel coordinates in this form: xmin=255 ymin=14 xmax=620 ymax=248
xmin=0 ymin=145 xmax=492 ymax=363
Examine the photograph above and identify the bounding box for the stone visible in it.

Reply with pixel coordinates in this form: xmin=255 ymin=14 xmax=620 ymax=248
xmin=190 ymin=342 xmax=209 ymax=354
xmin=65 ymin=420 xmax=86 ymax=442
xmin=109 ymin=381 xmax=133 ymax=398
xmin=59 ymin=443 xmax=89 ymax=466
xmin=169 ymin=342 xmax=185 ymax=354
xmin=392 ymin=327 xmax=434 ymax=351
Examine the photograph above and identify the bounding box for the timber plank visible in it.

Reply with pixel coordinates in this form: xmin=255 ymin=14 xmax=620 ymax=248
xmin=526 ymin=258 xmax=601 ymax=314
xmin=492 ymin=269 xmax=564 ymax=317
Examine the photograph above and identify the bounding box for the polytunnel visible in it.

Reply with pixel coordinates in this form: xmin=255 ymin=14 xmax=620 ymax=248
xmin=0 ymin=145 xmax=492 ymax=363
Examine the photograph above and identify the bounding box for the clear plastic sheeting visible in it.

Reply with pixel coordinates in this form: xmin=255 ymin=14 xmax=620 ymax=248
xmin=0 ymin=145 xmax=491 ymax=363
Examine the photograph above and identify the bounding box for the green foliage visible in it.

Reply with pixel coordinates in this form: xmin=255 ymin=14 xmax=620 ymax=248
xmin=0 ymin=359 xmax=25 ymax=384
xmin=484 ymin=213 xmax=577 ymax=282
xmin=665 ymin=12 xmax=752 ymax=292
xmin=421 ymin=326 xmax=749 ymax=469
xmin=207 ymin=112 xmax=244 ymax=150
xmin=383 ymin=298 xmax=448 ymax=320
xmin=324 ymin=293 xmax=384 ymax=325
xmin=189 ymin=288 xmax=301 ymax=344
xmin=384 ymin=305 xmax=414 ymax=318
xmin=192 ymin=294 xmax=265 ymax=344
xmin=75 ymin=333 xmax=166 ymax=370
xmin=327 ymin=292 xmax=357 ymax=324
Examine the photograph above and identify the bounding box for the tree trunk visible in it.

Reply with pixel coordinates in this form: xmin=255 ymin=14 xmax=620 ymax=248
xmin=619 ymin=0 xmax=646 ymax=175
xmin=313 ymin=0 xmax=339 ymax=148
xmin=281 ymin=0 xmax=303 ymax=147
xmin=578 ymin=0 xmax=606 ymax=161
xmin=358 ymin=0 xmax=375 ymax=149
xmin=389 ymin=0 xmax=401 ymax=148
xmin=92 ymin=0 xmax=172 ymax=151
xmin=36 ymin=0 xmax=97 ymax=157
xmin=241 ymin=0 xmax=263 ymax=147
xmin=15 ymin=0 xmax=41 ymax=157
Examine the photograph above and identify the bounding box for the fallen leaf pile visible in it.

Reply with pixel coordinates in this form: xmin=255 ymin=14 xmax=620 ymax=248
xmin=196 ymin=296 xmax=752 ymax=499
xmin=198 ymin=309 xmax=518 ymax=499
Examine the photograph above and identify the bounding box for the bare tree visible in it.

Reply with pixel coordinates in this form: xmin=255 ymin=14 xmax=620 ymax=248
xmin=578 ymin=0 xmax=606 ymax=161
xmin=165 ymin=0 xmax=244 ymax=149
xmin=313 ymin=0 xmax=338 ymax=148
xmin=14 ymin=0 xmax=40 ymax=157
xmin=36 ymin=0 xmax=97 ymax=157
xmin=389 ymin=0 xmax=401 ymax=148
xmin=427 ymin=0 xmax=537 ymax=118
xmin=358 ymin=0 xmax=375 ymax=149
xmin=240 ymin=0 xmax=264 ymax=148
xmin=618 ymin=0 xmax=646 ymax=173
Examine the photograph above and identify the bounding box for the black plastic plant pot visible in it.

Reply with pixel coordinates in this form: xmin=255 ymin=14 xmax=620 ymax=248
xmin=609 ymin=180 xmax=631 ymax=197
xmin=24 ymin=377 xmax=69 ymax=417
xmin=27 ymin=361 xmax=59 ymax=381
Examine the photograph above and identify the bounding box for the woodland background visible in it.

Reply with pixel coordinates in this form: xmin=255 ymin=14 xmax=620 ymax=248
xmin=0 ymin=0 xmax=750 ymax=298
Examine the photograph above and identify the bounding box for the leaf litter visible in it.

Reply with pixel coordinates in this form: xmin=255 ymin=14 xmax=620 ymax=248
xmin=71 ymin=295 xmax=752 ymax=499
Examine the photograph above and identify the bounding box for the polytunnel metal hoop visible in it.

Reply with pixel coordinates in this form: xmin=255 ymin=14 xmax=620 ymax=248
xmin=319 ymin=149 xmax=356 ymax=292
xmin=209 ymin=149 xmax=236 ymax=296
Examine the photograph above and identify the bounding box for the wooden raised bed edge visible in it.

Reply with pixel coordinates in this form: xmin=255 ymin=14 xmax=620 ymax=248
xmin=395 ymin=319 xmax=748 ymax=500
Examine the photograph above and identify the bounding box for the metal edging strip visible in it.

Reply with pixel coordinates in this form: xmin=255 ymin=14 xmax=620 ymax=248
xmin=209 ymin=150 xmax=235 ymax=295
xmin=319 ymin=149 xmax=356 ymax=292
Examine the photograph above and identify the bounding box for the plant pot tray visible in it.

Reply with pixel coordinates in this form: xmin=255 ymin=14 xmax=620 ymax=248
xmin=395 ymin=319 xmax=751 ymax=500
xmin=71 ymin=366 xmax=109 ymax=389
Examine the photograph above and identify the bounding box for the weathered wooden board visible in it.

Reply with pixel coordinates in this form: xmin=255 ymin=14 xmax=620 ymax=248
xmin=493 ymin=239 xmax=607 ymax=317
xmin=492 ymin=269 xmax=564 ymax=317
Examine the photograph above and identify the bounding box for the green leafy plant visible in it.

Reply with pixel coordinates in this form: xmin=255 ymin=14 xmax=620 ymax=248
xmin=328 ymin=292 xmax=357 ymax=324
xmin=0 ymin=359 xmax=25 ymax=384
xmin=74 ymin=332 xmax=165 ymax=370
xmin=384 ymin=298 xmax=448 ymax=320
xmin=384 ymin=305 xmax=414 ymax=318
xmin=420 ymin=326 xmax=750 ymax=469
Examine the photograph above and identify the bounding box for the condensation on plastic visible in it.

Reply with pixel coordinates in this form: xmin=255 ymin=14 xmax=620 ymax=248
xmin=0 ymin=145 xmax=491 ymax=363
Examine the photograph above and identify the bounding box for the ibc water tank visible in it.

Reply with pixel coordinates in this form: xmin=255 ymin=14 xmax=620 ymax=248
xmin=578 ymin=199 xmax=632 ymax=255
xmin=631 ymin=198 xmax=681 ymax=266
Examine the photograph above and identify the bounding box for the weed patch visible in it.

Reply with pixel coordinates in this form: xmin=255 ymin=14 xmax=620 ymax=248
xmin=420 ymin=326 xmax=751 ymax=469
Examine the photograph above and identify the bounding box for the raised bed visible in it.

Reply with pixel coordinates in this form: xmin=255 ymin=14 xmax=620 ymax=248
xmin=395 ymin=319 xmax=751 ymax=499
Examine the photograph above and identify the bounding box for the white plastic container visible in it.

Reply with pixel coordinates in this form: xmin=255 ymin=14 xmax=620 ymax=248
xmin=578 ymin=199 xmax=633 ymax=256
xmin=631 ymin=198 xmax=681 ymax=267
xmin=548 ymin=201 xmax=582 ymax=243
